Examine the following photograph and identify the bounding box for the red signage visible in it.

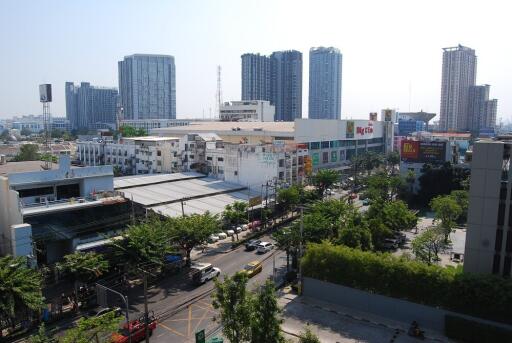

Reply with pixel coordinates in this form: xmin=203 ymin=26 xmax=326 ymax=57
xmin=356 ymin=126 xmax=374 ymax=136
xmin=401 ymin=140 xmax=420 ymax=160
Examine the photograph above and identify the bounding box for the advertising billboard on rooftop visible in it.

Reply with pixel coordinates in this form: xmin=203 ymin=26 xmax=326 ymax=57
xmin=400 ymin=140 xmax=447 ymax=163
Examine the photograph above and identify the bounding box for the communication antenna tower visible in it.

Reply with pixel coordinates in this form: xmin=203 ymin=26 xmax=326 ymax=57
xmin=39 ymin=84 xmax=52 ymax=170
xmin=215 ymin=65 xmax=223 ymax=119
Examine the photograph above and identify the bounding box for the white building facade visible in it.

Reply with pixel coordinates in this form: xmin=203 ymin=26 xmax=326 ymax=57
xmin=219 ymin=101 xmax=275 ymax=122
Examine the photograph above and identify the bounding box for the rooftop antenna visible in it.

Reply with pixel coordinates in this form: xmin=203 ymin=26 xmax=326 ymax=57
xmin=215 ymin=65 xmax=223 ymax=119
xmin=39 ymin=84 xmax=52 ymax=170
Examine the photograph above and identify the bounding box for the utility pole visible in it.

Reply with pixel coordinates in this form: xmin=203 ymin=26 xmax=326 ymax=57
xmin=181 ymin=199 xmax=185 ymax=216
xmin=298 ymin=206 xmax=304 ymax=295
xmin=96 ymin=283 xmax=131 ymax=343
xmin=143 ymin=271 xmax=150 ymax=343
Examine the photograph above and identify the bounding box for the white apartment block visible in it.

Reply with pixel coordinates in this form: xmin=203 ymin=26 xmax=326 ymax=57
xmin=219 ymin=100 xmax=275 ymax=122
xmin=207 ymin=142 xmax=308 ymax=188
xmin=76 ymin=136 xmax=180 ymax=175
xmin=465 ymin=139 xmax=512 ymax=277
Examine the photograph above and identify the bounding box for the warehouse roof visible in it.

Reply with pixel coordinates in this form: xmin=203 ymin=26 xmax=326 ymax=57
xmin=114 ymin=172 xmax=260 ymax=217
xmin=151 ymin=121 xmax=295 ymax=136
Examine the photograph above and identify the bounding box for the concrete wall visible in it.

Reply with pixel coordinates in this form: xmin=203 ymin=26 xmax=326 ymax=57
xmin=0 ymin=177 xmax=23 ymax=255
xmin=304 ymin=278 xmax=512 ymax=333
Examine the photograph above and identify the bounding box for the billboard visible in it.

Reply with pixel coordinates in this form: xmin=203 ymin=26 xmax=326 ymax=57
xmin=400 ymin=140 xmax=447 ymax=163
xmin=369 ymin=112 xmax=378 ymax=121
xmin=346 ymin=121 xmax=354 ymax=138
xmin=39 ymin=84 xmax=52 ymax=103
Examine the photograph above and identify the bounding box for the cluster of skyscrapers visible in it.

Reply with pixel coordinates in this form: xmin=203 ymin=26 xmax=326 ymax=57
xmin=241 ymin=47 xmax=343 ymax=121
xmin=440 ymin=45 xmax=498 ymax=133
xmin=66 ymin=54 xmax=177 ymax=130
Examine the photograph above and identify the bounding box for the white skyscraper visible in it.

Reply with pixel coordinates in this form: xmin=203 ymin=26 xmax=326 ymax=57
xmin=118 ymin=54 xmax=176 ymax=120
xmin=439 ymin=45 xmax=477 ymax=132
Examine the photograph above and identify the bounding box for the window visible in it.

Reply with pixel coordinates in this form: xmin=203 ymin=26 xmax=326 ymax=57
xmin=310 ymin=142 xmax=320 ymax=150
xmin=501 ymin=182 xmax=508 ymax=200
xmin=157 ymin=161 xmax=162 ymax=166
xmin=504 ymin=256 xmax=512 ymax=278
xmin=498 ymin=203 xmax=506 ymax=226
xmin=157 ymin=150 xmax=161 ymax=157
xmin=493 ymin=254 xmax=501 ymax=274
xmin=190 ymin=155 xmax=194 ymax=159
xmin=321 ymin=141 xmax=330 ymax=149
xmin=322 ymin=152 xmax=329 ymax=163
xmin=217 ymin=157 xmax=224 ymax=162
xmin=234 ymin=171 xmax=238 ymax=176
xmin=207 ymin=156 xmax=212 ymax=161
xmin=496 ymin=229 xmax=504 ymax=251
xmin=17 ymin=186 xmax=54 ymax=198
xmin=506 ymin=231 xmax=512 ymax=253
xmin=279 ymin=171 xmax=284 ymax=179
xmin=279 ymin=159 xmax=284 ymax=167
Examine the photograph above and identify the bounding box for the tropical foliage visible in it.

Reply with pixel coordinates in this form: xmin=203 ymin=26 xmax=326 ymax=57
xmin=302 ymin=242 xmax=512 ymax=323
xmin=0 ymin=256 xmax=44 ymax=328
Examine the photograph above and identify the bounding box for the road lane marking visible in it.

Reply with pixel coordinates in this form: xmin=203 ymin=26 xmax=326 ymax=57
xmin=197 ymin=299 xmax=215 ymax=309
xmin=187 ymin=305 xmax=192 ymax=337
xmin=192 ymin=302 xmax=211 ymax=334
xmin=192 ymin=302 xmax=215 ymax=312
xmin=158 ymin=322 xmax=187 ymax=338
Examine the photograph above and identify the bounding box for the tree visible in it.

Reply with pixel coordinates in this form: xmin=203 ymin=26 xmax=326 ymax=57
xmin=361 ymin=151 xmax=383 ymax=175
xmin=450 ymin=190 xmax=469 ymax=224
xmin=364 ymin=172 xmax=405 ymax=201
xmin=412 ymin=226 xmax=445 ymax=265
xmin=350 ymin=154 xmax=365 ymax=186
xmin=0 ymin=256 xmax=44 ymax=329
xmin=40 ymin=153 xmax=58 ymax=164
xmin=113 ymin=216 xmax=173 ymax=266
xmin=223 ymin=201 xmax=248 ymax=240
xmin=168 ymin=212 xmax=220 ymax=264
xmin=277 ymin=186 xmax=300 ymax=214
xmin=119 ymin=125 xmax=147 ymax=138
xmin=251 ymin=280 xmax=284 ymax=343
xmin=366 ymin=199 xmax=417 ymax=233
xmin=13 ymin=144 xmax=40 ymax=161
xmin=417 ymin=163 xmax=470 ymax=206
xmin=61 ymin=310 xmax=121 ymax=343
xmin=430 ymin=195 xmax=462 ymax=242
xmin=57 ymin=252 xmax=109 ymax=285
xmin=0 ymin=129 xmax=10 ymax=141
xmin=313 ymin=169 xmax=339 ymax=197
xmin=405 ymin=170 xmax=416 ymax=195
xmin=51 ymin=129 xmax=64 ymax=139
xmin=338 ymin=225 xmax=373 ymax=251
xmin=298 ymin=326 xmax=321 ymax=343
xmin=29 ymin=323 xmax=54 ymax=343
xmin=113 ymin=166 xmax=123 ymax=177
xmin=386 ymin=151 xmax=400 ymax=175
xmin=212 ymin=272 xmax=253 ymax=343
xmin=20 ymin=127 xmax=32 ymax=137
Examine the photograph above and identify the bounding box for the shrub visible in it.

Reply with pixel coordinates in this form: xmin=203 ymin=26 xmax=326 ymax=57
xmin=445 ymin=315 xmax=512 ymax=343
xmin=301 ymin=242 xmax=512 ymax=323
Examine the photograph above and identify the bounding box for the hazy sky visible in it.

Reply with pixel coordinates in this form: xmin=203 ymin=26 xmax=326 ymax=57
xmin=1 ymin=0 xmax=510 ymax=122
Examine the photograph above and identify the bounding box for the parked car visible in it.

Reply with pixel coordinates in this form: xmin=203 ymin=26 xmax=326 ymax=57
xmin=257 ymin=242 xmax=274 ymax=254
xmin=382 ymin=238 xmax=399 ymax=250
xmin=217 ymin=232 xmax=227 ymax=240
xmin=362 ymin=198 xmax=370 ymax=206
xmin=208 ymin=234 xmax=219 ymax=243
xmin=87 ymin=307 xmax=122 ymax=318
xmin=394 ymin=232 xmax=406 ymax=244
xmin=226 ymin=229 xmax=235 ymax=236
xmin=248 ymin=220 xmax=261 ymax=231
xmin=190 ymin=263 xmax=221 ymax=285
xmin=245 ymin=239 xmax=261 ymax=251
xmin=325 ymin=188 xmax=332 ymax=195
xmin=240 ymin=260 xmax=263 ymax=278
xmin=112 ymin=313 xmax=157 ymax=343
xmin=349 ymin=193 xmax=358 ymax=200
xmin=235 ymin=226 xmax=243 ymax=233
xmin=242 ymin=224 xmax=249 ymax=231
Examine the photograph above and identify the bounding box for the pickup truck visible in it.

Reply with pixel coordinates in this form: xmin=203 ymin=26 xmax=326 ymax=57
xmin=111 ymin=314 xmax=157 ymax=343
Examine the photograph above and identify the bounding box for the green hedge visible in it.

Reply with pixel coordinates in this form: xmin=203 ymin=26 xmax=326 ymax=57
xmin=302 ymin=243 xmax=512 ymax=323
xmin=445 ymin=315 xmax=512 ymax=342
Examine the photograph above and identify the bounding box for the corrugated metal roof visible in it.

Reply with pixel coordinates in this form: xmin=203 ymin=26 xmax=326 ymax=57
xmin=114 ymin=172 xmax=204 ymax=189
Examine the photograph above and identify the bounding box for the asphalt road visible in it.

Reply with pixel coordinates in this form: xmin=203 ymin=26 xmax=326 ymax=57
xmin=115 ymin=234 xmax=287 ymax=343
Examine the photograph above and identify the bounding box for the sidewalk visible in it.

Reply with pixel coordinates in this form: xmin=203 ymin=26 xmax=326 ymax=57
xmin=278 ymin=291 xmax=455 ymax=343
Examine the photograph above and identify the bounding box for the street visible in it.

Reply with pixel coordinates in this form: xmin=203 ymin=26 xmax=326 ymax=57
xmin=117 ymin=234 xmax=287 ymax=343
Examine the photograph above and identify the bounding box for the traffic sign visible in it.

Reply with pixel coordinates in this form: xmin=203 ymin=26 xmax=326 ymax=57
xmin=195 ymin=329 xmax=205 ymax=343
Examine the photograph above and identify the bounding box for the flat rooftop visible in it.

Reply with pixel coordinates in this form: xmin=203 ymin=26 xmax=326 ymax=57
xmin=122 ymin=136 xmax=181 ymax=142
xmin=114 ymin=172 xmax=260 ymax=216
xmin=114 ymin=171 xmax=205 ymax=189
xmin=152 ymin=121 xmax=295 ymax=136
xmin=0 ymin=161 xmax=58 ymax=176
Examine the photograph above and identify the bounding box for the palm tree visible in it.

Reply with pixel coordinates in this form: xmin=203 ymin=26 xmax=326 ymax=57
xmin=313 ymin=169 xmax=339 ymax=197
xmin=0 ymin=256 xmax=44 ymax=331
xmin=386 ymin=151 xmax=400 ymax=175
